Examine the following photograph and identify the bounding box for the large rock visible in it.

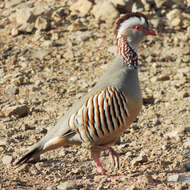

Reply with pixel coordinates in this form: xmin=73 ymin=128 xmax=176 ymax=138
xmin=171 ymin=0 xmax=185 ymax=8
xmin=141 ymin=0 xmax=151 ymax=11
xmin=32 ymin=1 xmax=52 ymax=16
xmin=183 ymin=162 xmax=190 ymax=171
xmin=15 ymin=7 xmax=35 ymax=25
xmin=18 ymin=23 xmax=34 ymax=33
xmin=91 ymin=0 xmax=119 ymax=23
xmin=132 ymin=1 xmax=144 ymax=12
xmin=132 ymin=152 xmax=148 ymax=166
xmin=3 ymin=104 xmax=29 ymax=118
xmin=5 ymin=0 xmax=24 ymax=8
xmin=2 ymin=155 xmax=12 ymax=165
xmin=70 ymin=0 xmax=93 ymax=17
xmin=166 ymin=9 xmax=183 ymax=27
xmin=110 ymin=0 xmax=133 ymax=12
xmin=57 ymin=180 xmax=77 ymax=190
xmin=111 ymin=0 xmax=128 ymax=6
xmin=5 ymin=85 xmax=19 ymax=95
xmin=168 ymin=174 xmax=190 ymax=182
xmin=154 ymin=0 xmax=167 ymax=8
xmin=35 ymin=16 xmax=50 ymax=31
xmin=187 ymin=0 xmax=190 ymax=6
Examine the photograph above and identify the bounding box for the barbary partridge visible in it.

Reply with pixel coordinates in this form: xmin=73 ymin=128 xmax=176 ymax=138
xmin=16 ymin=12 xmax=156 ymax=175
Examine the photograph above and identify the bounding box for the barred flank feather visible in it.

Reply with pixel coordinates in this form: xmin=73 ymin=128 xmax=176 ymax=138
xmin=68 ymin=86 xmax=129 ymax=143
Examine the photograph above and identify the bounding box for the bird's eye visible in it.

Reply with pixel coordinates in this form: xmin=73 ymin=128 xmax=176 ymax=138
xmin=134 ymin=25 xmax=143 ymax=31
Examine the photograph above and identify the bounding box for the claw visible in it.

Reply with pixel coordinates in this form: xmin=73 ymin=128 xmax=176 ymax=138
xmin=109 ymin=148 xmax=120 ymax=170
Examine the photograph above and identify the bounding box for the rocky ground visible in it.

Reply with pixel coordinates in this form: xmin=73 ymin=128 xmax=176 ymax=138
xmin=0 ymin=0 xmax=190 ymax=189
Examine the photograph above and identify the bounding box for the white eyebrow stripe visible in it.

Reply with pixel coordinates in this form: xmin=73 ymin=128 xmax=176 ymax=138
xmin=140 ymin=17 xmax=145 ymax=24
xmin=117 ymin=16 xmax=146 ymax=39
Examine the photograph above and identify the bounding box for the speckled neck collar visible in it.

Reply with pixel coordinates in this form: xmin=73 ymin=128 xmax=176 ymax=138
xmin=117 ymin=35 xmax=138 ymax=69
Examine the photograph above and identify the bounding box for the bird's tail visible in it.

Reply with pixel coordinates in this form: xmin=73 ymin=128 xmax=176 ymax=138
xmin=15 ymin=142 xmax=43 ymax=165
xmin=15 ymin=136 xmax=68 ymax=165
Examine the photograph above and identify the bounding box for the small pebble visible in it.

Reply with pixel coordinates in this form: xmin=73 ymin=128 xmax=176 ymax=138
xmin=167 ymin=174 xmax=179 ymax=182
xmin=57 ymin=180 xmax=77 ymax=190
xmin=2 ymin=155 xmax=13 ymax=165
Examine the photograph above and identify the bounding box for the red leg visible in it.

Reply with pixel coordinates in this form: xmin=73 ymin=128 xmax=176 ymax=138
xmin=92 ymin=154 xmax=105 ymax=175
xmin=94 ymin=146 xmax=120 ymax=170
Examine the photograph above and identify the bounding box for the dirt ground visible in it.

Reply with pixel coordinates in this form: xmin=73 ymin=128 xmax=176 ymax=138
xmin=0 ymin=0 xmax=190 ymax=189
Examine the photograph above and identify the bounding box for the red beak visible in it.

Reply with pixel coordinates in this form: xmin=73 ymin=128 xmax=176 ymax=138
xmin=145 ymin=28 xmax=156 ymax=36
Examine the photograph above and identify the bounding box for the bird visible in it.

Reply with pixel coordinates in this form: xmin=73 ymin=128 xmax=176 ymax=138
xmin=15 ymin=12 xmax=156 ymax=175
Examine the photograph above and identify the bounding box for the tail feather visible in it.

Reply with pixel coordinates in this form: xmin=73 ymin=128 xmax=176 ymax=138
xmin=15 ymin=144 xmax=43 ymax=165
xmin=15 ymin=136 xmax=68 ymax=165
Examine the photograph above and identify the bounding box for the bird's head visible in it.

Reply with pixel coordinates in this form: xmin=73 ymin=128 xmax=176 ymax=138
xmin=115 ymin=12 xmax=156 ymax=52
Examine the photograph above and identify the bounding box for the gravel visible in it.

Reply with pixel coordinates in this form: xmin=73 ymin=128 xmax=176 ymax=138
xmin=0 ymin=0 xmax=190 ymax=189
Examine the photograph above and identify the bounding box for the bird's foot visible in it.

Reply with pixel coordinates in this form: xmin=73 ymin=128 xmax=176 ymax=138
xmin=94 ymin=145 xmax=120 ymax=170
